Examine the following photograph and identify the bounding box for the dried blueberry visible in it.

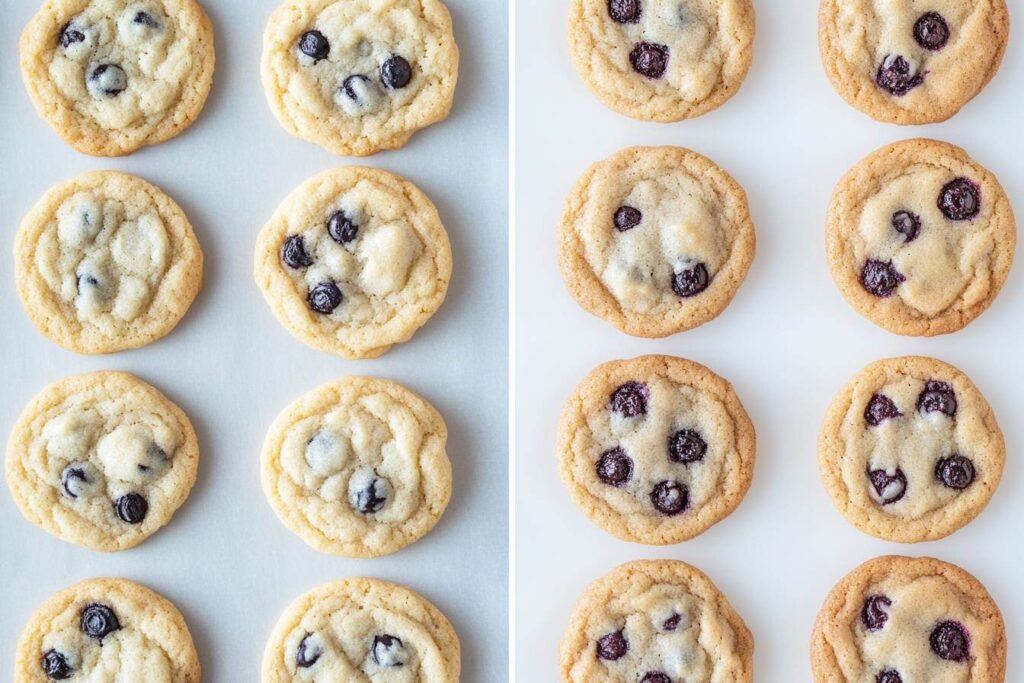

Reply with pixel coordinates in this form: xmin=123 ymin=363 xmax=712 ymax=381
xmin=868 ymin=468 xmax=907 ymax=505
xmin=609 ymin=0 xmax=642 ymax=23
xmin=611 ymin=382 xmax=648 ymax=417
xmin=891 ymin=211 xmax=921 ymax=242
xmin=930 ymin=621 xmax=970 ymax=662
xmin=133 ymin=11 xmax=159 ymax=28
xmin=662 ymin=613 xmax=681 ymax=631
xmin=671 ymin=262 xmax=710 ymax=297
xmin=348 ymin=471 xmax=390 ymax=514
xmin=641 ymin=674 xmax=671 ymax=683
xmin=875 ymin=55 xmax=923 ymax=96
xmin=41 ymin=650 xmax=72 ymax=679
xmin=115 ymin=493 xmax=148 ymax=524
xmin=668 ymin=429 xmax=706 ymax=464
xmin=936 ymin=455 xmax=975 ymax=490
xmin=596 ymin=448 xmax=633 ymax=487
xmin=860 ymin=260 xmax=904 ymax=297
xmin=939 ymin=178 xmax=980 ymax=221
xmin=80 ymin=603 xmax=120 ymax=640
xmin=296 ymin=633 xmax=322 ymax=668
xmin=372 ymin=635 xmax=408 ymax=667
xmin=876 ymin=670 xmax=902 ymax=683
xmin=862 ymin=595 xmax=892 ymax=631
xmin=630 ymin=42 xmax=669 ymax=79
xmin=88 ymin=64 xmax=127 ymax=97
xmin=299 ymin=30 xmax=330 ymax=61
xmin=282 ymin=235 xmax=314 ymax=269
xmin=381 ymin=55 xmax=412 ymax=89
xmin=914 ymin=12 xmax=950 ymax=51
xmin=341 ymin=75 xmax=372 ymax=104
xmin=865 ymin=394 xmax=901 ymax=426
xmin=651 ymin=481 xmax=688 ymax=516
xmin=61 ymin=466 xmax=90 ymax=498
xmin=917 ymin=381 xmax=957 ymax=417
xmin=596 ymin=630 xmax=627 ymax=661
xmin=59 ymin=23 xmax=85 ymax=48
xmin=308 ymin=282 xmax=343 ymax=314
xmin=614 ymin=206 xmax=642 ymax=232
xmin=328 ymin=210 xmax=359 ymax=244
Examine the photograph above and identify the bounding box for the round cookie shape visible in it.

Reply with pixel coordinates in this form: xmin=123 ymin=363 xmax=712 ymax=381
xmin=15 ymin=171 xmax=204 ymax=354
xmin=261 ymin=376 xmax=451 ymax=558
xmin=559 ymin=146 xmax=756 ymax=338
xmin=261 ymin=0 xmax=459 ymax=156
xmin=827 ymin=139 xmax=1016 ymax=336
xmin=262 ymin=578 xmax=460 ymax=682
xmin=16 ymin=578 xmax=201 ymax=682
xmin=811 ymin=556 xmax=1006 ymax=682
xmin=20 ymin=0 xmax=215 ymax=156
xmin=568 ymin=0 xmax=755 ymax=122
xmin=560 ymin=560 xmax=753 ymax=682
xmin=254 ymin=167 xmax=452 ymax=359
xmin=819 ymin=357 xmax=1004 ymax=543
xmin=819 ymin=0 xmax=1009 ymax=125
xmin=558 ymin=355 xmax=755 ymax=544
xmin=5 ymin=371 xmax=199 ymax=552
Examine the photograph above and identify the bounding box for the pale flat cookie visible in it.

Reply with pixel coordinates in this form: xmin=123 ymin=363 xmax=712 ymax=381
xmin=261 ymin=0 xmax=459 ymax=156
xmin=820 ymin=356 xmax=1004 ymax=543
xmin=827 ymin=139 xmax=1016 ymax=336
xmin=559 ymin=146 xmax=756 ymax=338
xmin=15 ymin=171 xmax=203 ymax=354
xmin=261 ymin=376 xmax=451 ymax=558
xmin=16 ymin=577 xmax=200 ymax=682
xmin=560 ymin=559 xmax=753 ymax=683
xmin=558 ymin=355 xmax=755 ymax=545
xmin=5 ymin=371 xmax=199 ymax=552
xmin=568 ymin=0 xmax=755 ymax=122
xmin=254 ymin=166 xmax=451 ymax=359
xmin=812 ymin=556 xmax=1006 ymax=683
xmin=262 ymin=578 xmax=460 ymax=682
xmin=819 ymin=0 xmax=1009 ymax=124
xmin=20 ymin=0 xmax=215 ymax=156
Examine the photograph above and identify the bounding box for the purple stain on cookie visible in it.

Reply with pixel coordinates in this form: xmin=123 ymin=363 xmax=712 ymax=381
xmin=650 ymin=480 xmax=688 ymax=515
xmin=914 ymin=12 xmax=950 ymax=51
xmin=939 ymin=178 xmax=980 ymax=221
xmin=862 ymin=595 xmax=892 ymax=631
xmin=930 ymin=621 xmax=971 ymax=662
xmin=596 ymin=630 xmax=628 ymax=661
xmin=891 ymin=211 xmax=921 ymax=242
xmin=875 ymin=55 xmax=923 ymax=96
xmin=611 ymin=381 xmax=649 ymax=417
xmin=608 ymin=0 xmax=642 ymax=23
xmin=614 ymin=206 xmax=642 ymax=231
xmin=865 ymin=394 xmax=901 ymax=426
xmin=917 ymin=381 xmax=957 ymax=417
xmin=860 ymin=259 xmax=904 ymax=298
xmin=596 ymin=447 xmax=634 ymax=487
xmin=630 ymin=42 xmax=669 ymax=79
xmin=936 ymin=455 xmax=975 ymax=490
xmin=868 ymin=468 xmax=907 ymax=505
xmin=668 ymin=429 xmax=706 ymax=464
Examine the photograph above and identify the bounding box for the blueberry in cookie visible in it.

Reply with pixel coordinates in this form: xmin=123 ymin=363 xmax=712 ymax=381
xmin=558 ymin=355 xmax=755 ymax=544
xmin=826 ymin=139 xmax=1015 ymax=336
xmin=20 ymin=0 xmax=216 ymax=156
xmin=819 ymin=356 xmax=1004 ymax=543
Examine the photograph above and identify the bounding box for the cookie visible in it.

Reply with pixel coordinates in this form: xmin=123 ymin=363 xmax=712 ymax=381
xmin=15 ymin=577 xmax=201 ymax=682
xmin=261 ymin=0 xmax=459 ymax=156
xmin=827 ymin=139 xmax=1016 ymax=336
xmin=5 ymin=371 xmax=200 ymax=552
xmin=262 ymin=577 xmax=460 ymax=682
xmin=811 ymin=556 xmax=1006 ymax=682
xmin=559 ymin=146 xmax=756 ymax=338
xmin=558 ymin=355 xmax=755 ymax=545
xmin=261 ymin=376 xmax=451 ymax=558
xmin=560 ymin=559 xmax=753 ymax=682
xmin=819 ymin=356 xmax=1004 ymax=544
xmin=819 ymin=0 xmax=1009 ymax=125
xmin=20 ymin=0 xmax=215 ymax=156
xmin=15 ymin=171 xmax=204 ymax=354
xmin=568 ymin=0 xmax=755 ymax=122
xmin=254 ymin=166 xmax=452 ymax=359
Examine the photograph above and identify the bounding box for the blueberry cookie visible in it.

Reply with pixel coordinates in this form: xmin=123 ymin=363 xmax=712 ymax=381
xmin=254 ymin=167 xmax=452 ymax=359
xmin=262 ymin=578 xmax=460 ymax=682
xmin=261 ymin=0 xmax=459 ymax=156
xmin=15 ymin=171 xmax=203 ymax=354
xmin=827 ymin=139 xmax=1016 ymax=336
xmin=261 ymin=376 xmax=451 ymax=558
xmin=820 ymin=357 xmax=1004 ymax=544
xmin=568 ymin=0 xmax=755 ymax=122
xmin=558 ymin=355 xmax=755 ymax=544
xmin=559 ymin=147 xmax=755 ymax=337
xmin=819 ymin=0 xmax=1009 ymax=125
xmin=15 ymin=577 xmax=201 ymax=682
xmin=20 ymin=0 xmax=215 ymax=156
xmin=560 ymin=560 xmax=753 ymax=682
xmin=5 ymin=371 xmax=199 ymax=552
xmin=812 ymin=556 xmax=1006 ymax=682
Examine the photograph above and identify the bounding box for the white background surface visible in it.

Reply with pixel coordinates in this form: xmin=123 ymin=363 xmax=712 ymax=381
xmin=516 ymin=1 xmax=1022 ymax=681
xmin=0 ymin=1 xmax=507 ymax=680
